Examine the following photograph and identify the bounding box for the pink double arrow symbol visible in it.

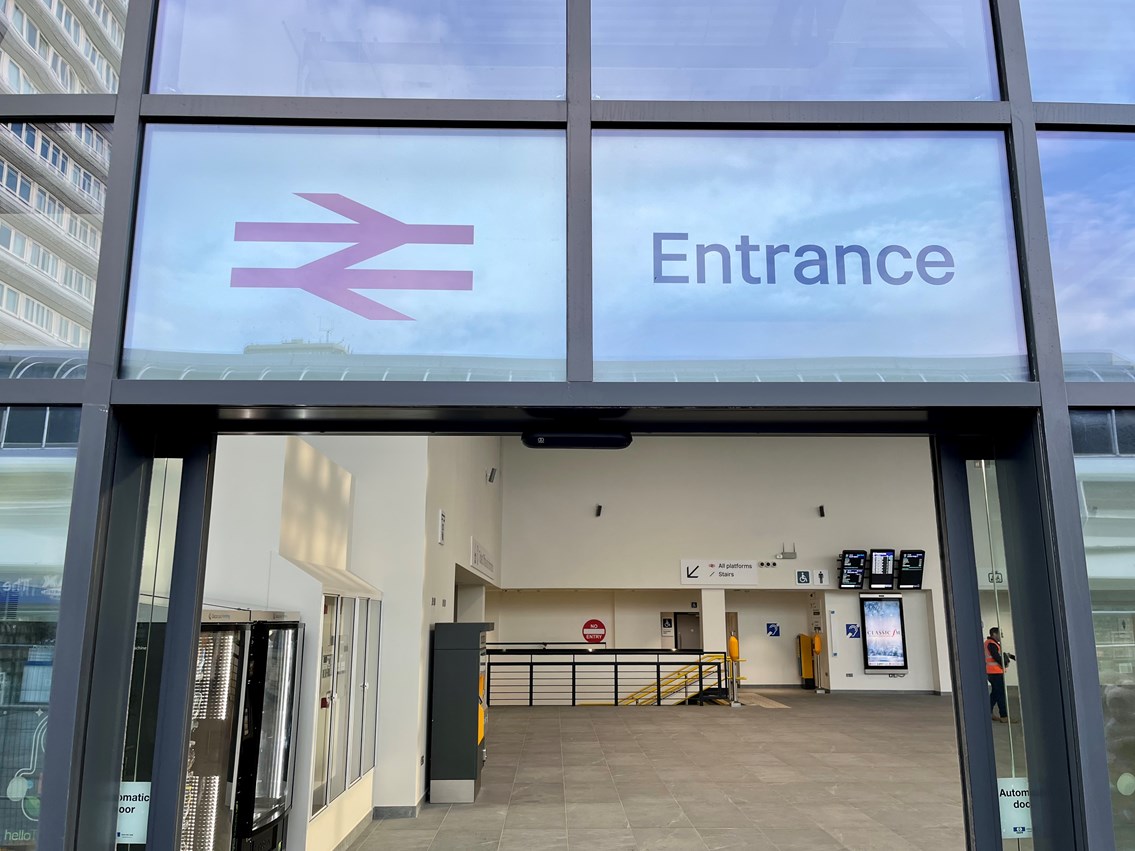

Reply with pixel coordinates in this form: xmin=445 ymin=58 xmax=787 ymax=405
xmin=231 ymin=193 xmax=474 ymax=320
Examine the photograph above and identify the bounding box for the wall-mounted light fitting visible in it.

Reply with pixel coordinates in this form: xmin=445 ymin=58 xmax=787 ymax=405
xmin=818 ymin=505 xmax=826 ymax=517
xmin=595 ymin=504 xmax=603 ymax=517
xmin=486 ymin=467 xmax=498 ymax=483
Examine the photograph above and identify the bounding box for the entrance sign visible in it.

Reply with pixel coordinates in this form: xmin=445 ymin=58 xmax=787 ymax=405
xmin=593 ymin=131 xmax=1027 ymax=382
xmin=116 ymin=782 xmax=151 ymax=844
xmin=998 ymin=777 xmax=1032 ymax=839
xmin=123 ymin=127 xmax=566 ymax=382
xmin=680 ymin=559 xmax=758 ymax=586
xmin=582 ymin=620 xmax=606 ymax=643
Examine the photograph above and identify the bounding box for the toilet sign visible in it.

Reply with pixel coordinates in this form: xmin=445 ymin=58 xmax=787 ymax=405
xmin=998 ymin=777 xmax=1032 ymax=839
xmin=583 ymin=619 xmax=607 ymax=643
xmin=116 ymin=781 xmax=151 ymax=844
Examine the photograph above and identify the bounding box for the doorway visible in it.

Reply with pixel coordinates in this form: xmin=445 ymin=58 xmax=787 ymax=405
xmin=674 ymin=612 xmax=702 ymax=651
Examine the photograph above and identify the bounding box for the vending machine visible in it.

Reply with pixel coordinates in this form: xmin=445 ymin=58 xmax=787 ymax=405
xmin=182 ymin=611 xmax=303 ymax=851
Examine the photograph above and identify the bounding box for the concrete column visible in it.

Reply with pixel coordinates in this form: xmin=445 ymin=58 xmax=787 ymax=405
xmin=699 ymin=589 xmax=727 ymax=652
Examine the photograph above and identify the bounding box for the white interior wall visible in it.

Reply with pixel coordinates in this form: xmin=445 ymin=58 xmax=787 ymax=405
xmin=499 ymin=436 xmax=951 ymax=693
xmin=724 ymin=591 xmax=812 ymax=685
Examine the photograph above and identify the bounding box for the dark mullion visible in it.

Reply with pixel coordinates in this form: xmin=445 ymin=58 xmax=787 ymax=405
xmin=109 ymin=378 xmax=1042 ymax=410
xmin=993 ymin=0 xmax=1116 ymax=848
xmin=1066 ymin=384 xmax=1135 ymax=408
xmin=591 ymin=100 xmax=1012 ymax=127
xmin=0 ymin=94 xmax=116 ymax=119
xmin=1036 ymin=102 xmax=1135 ymax=129
xmin=140 ymin=94 xmax=568 ymax=125
xmin=565 ymin=0 xmax=592 ymax=381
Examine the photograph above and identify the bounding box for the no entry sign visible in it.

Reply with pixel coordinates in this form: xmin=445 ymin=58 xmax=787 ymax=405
xmin=582 ymin=619 xmax=607 ymax=644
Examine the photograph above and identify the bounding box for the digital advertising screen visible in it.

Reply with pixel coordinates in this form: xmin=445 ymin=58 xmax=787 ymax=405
xmin=839 ymin=550 xmax=867 ymax=589
xmin=897 ymin=550 xmax=926 ymax=589
xmin=860 ymin=595 xmax=908 ymax=670
xmin=869 ymin=549 xmax=896 ymax=589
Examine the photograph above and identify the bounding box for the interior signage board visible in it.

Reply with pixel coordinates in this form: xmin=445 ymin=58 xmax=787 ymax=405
xmin=470 ymin=537 xmax=496 ymax=583
xmin=592 ymin=131 xmax=1028 ymax=382
xmin=681 ymin=559 xmax=758 ymax=586
xmin=123 ymin=127 xmax=566 ymax=380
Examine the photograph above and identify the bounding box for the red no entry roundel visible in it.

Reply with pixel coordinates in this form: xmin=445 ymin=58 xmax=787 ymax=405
xmin=582 ymin=619 xmax=606 ymax=644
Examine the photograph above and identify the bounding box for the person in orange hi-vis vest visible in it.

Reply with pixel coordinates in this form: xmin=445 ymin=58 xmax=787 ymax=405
xmin=986 ymin=627 xmax=1017 ymax=723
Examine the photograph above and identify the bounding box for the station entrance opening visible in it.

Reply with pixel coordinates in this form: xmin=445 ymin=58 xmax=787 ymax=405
xmin=111 ymin=425 xmax=1043 ymax=851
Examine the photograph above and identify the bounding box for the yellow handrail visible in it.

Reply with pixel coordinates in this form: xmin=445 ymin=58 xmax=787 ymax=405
xmin=618 ymin=654 xmax=727 ymax=705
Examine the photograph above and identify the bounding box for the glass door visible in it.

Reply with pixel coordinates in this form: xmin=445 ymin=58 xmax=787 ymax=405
xmin=249 ymin=624 xmax=299 ymax=831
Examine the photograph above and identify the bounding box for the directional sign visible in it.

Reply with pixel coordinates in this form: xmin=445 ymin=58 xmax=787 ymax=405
xmin=846 ymin=624 xmax=861 ymax=639
xmin=232 ymin=194 xmax=474 ymax=320
xmin=680 ymin=559 xmax=759 ymax=586
xmin=766 ymin=623 xmax=781 ymax=637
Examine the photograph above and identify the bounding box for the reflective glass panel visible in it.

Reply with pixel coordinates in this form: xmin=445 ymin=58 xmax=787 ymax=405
xmin=151 ymin=0 xmax=565 ymax=99
xmin=123 ymin=126 xmax=566 ymax=382
xmin=1073 ymin=410 xmax=1135 ymax=848
xmin=1020 ymin=0 xmax=1135 ymax=103
xmin=592 ymin=0 xmax=998 ymax=101
xmin=592 ymin=131 xmax=1028 ymax=382
xmin=0 ymin=406 xmax=78 ymax=850
xmin=0 ymin=122 xmax=111 ymax=378
xmin=1037 ymin=133 xmax=1135 ymax=382
xmin=328 ymin=596 xmax=353 ymax=801
xmin=0 ymin=0 xmax=124 ymax=94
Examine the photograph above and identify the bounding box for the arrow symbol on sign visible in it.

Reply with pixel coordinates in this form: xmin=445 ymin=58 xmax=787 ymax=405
xmin=231 ymin=194 xmax=474 ymax=320
xmin=686 ymin=565 xmax=700 ymax=579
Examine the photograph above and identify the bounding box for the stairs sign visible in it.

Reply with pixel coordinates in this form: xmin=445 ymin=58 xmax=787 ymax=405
xmin=680 ymin=559 xmax=758 ymax=587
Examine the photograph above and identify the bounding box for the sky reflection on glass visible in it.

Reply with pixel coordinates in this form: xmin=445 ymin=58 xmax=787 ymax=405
xmin=592 ymin=131 xmax=1028 ymax=382
xmin=592 ymin=0 xmax=998 ymax=101
xmin=123 ymin=127 xmax=566 ymax=381
xmin=151 ymin=0 xmax=565 ymax=99
xmin=1038 ymin=133 xmax=1135 ymax=380
xmin=1021 ymin=0 xmax=1135 ymax=103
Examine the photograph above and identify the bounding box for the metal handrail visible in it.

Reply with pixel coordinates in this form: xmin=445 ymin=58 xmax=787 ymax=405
xmin=485 ymin=648 xmax=725 ymax=707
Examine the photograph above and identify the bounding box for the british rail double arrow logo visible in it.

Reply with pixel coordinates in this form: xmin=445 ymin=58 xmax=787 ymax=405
xmin=230 ymin=193 xmax=474 ymax=321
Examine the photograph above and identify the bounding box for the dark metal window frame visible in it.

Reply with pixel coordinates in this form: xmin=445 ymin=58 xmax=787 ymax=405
xmin=0 ymin=0 xmax=1127 ymax=848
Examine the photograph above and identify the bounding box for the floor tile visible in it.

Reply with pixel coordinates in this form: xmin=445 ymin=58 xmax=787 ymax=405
xmin=499 ymin=828 xmax=570 ymax=850
xmin=566 ymin=802 xmax=630 ymax=828
xmin=567 ymin=828 xmax=637 ymax=849
xmin=631 ymin=827 xmax=710 ymax=849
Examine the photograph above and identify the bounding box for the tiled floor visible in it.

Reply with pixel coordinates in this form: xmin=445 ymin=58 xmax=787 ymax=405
xmin=352 ymin=690 xmax=969 ymax=850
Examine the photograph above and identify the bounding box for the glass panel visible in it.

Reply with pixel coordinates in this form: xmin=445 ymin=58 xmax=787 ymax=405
xmin=0 ymin=122 xmax=111 ymax=378
xmin=123 ymin=126 xmax=566 ymax=382
xmin=1020 ymin=0 xmax=1135 ymax=104
xmin=120 ymin=458 xmax=181 ymax=851
xmin=969 ymin=460 xmax=1033 ymax=848
xmin=593 ymin=131 xmax=1028 ymax=382
xmin=361 ymin=600 xmax=380 ymax=774
xmin=182 ymin=627 xmax=245 ymax=851
xmin=1071 ymin=410 xmax=1115 ymax=455
xmin=593 ymin=0 xmax=998 ymax=101
xmin=328 ymin=596 xmax=354 ymax=801
xmin=0 ymin=1 xmax=125 ymax=94
xmin=1118 ymin=411 xmax=1135 ymax=455
xmin=0 ymin=407 xmax=76 ymax=851
xmin=1037 ymin=133 xmax=1135 ymax=382
xmin=348 ymin=600 xmax=364 ymax=785
xmin=1074 ymin=428 xmax=1135 ymax=848
xmin=151 ymin=0 xmax=565 ymax=99
xmin=312 ymin=595 xmax=336 ymax=813
xmin=252 ymin=626 xmax=298 ymax=830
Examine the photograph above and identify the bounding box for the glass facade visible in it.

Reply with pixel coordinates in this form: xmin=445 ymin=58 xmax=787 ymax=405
xmin=0 ymin=122 xmax=110 ymax=378
xmin=0 ymin=406 xmax=78 ymax=850
xmin=5 ymin=0 xmax=1134 ymax=848
xmin=592 ymin=0 xmax=999 ymax=102
xmin=1020 ymin=0 xmax=1135 ymax=104
xmin=1038 ymin=133 xmax=1135 ymax=382
xmin=122 ymin=126 xmax=567 ymax=381
xmin=593 ymin=131 xmax=1027 ymax=382
xmin=151 ymin=0 xmax=566 ymax=99
xmin=1073 ymin=410 xmax=1135 ymax=849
